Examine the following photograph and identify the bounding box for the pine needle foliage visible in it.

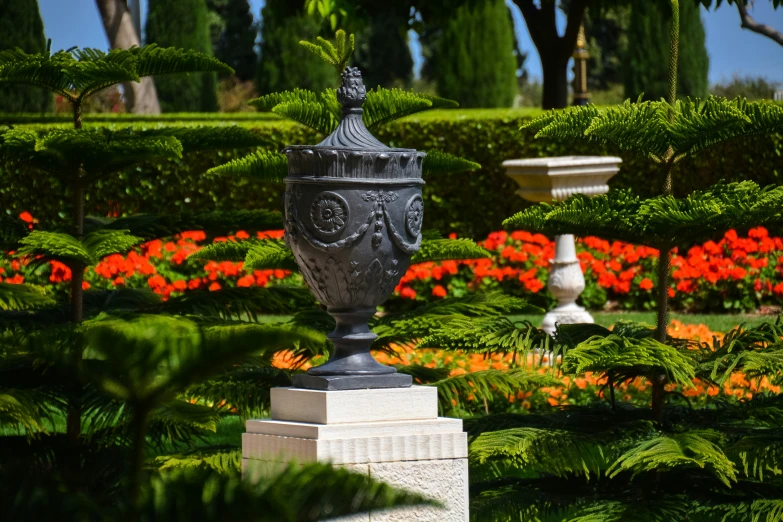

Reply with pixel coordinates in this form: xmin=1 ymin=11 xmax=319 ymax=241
xmin=299 ymin=29 xmax=355 ymax=75
xmin=206 ymin=150 xmax=288 ymax=182
xmin=0 ymin=283 xmax=55 ymax=311
xmin=422 ymin=150 xmax=481 ymax=176
xmin=524 ymin=96 xmax=783 ymax=164
xmin=560 ymin=334 xmax=697 ymax=388
xmin=18 ymin=229 xmax=144 ymax=267
xmin=0 ymin=44 xmax=232 ymax=104
xmin=505 ymin=182 xmax=783 ymax=248
xmin=608 ymin=432 xmax=737 ymax=486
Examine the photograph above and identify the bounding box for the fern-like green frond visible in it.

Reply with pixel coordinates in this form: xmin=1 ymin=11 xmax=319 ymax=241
xmin=0 ymin=283 xmax=55 ymax=311
xmin=560 ymin=334 xmax=697 ymax=387
xmin=3 ymin=128 xmax=183 ymax=180
xmin=189 ymin=239 xmax=297 ymax=270
xmin=471 ymin=427 xmax=613 ymax=479
xmin=419 ymin=316 xmax=550 ymax=357
xmin=82 ymin=229 xmax=144 ymax=259
xmin=729 ymin=433 xmax=783 ymax=481
xmin=143 ymin=462 xmax=432 ymax=522
xmin=421 ymin=150 xmax=481 ymax=176
xmin=434 ymin=369 xmax=561 ymax=413
xmin=363 ymin=88 xmax=431 ymax=131
xmin=184 ymin=366 xmax=292 ymax=419
xmin=411 ymin=238 xmax=490 ymax=264
xmin=249 ymin=88 xmax=323 ymax=112
xmin=206 ymin=150 xmax=288 ymax=182
xmin=504 ymin=190 xmax=645 ymax=245
xmin=0 ymin=48 xmax=137 ymax=101
xmin=18 ymin=231 xmax=92 ymax=266
xmin=244 ymin=240 xmax=298 ymax=271
xmin=155 ymin=286 xmax=314 ymax=318
xmin=298 ymin=29 xmax=355 ymax=74
xmin=696 ymin=499 xmax=783 ymax=522
xmin=129 ymin=44 xmax=233 ymax=78
xmin=81 ymin=314 xmax=322 ymax=403
xmin=523 ymin=104 xmax=601 ymax=140
xmin=272 ymin=100 xmax=338 ymax=135
xmin=584 ymin=99 xmax=670 ymax=160
xmin=153 ymin=446 xmax=241 ymax=473
xmin=608 ymin=431 xmax=737 ymax=486
xmin=189 ymin=239 xmax=255 ymax=262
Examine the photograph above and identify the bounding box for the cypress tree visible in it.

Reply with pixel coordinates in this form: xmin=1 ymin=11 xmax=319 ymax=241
xmin=210 ymin=0 xmax=258 ymax=82
xmin=145 ymin=0 xmax=219 ymax=112
xmin=0 ymin=0 xmax=51 ymax=113
xmin=432 ymin=0 xmax=517 ymax=108
xmin=677 ymin=0 xmax=709 ymax=98
xmin=354 ymin=9 xmax=413 ymax=89
xmin=624 ymin=0 xmax=709 ymax=101
xmin=256 ymin=0 xmax=334 ymax=95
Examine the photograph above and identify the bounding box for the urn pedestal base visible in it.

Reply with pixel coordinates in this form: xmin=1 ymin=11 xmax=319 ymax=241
xmin=242 ymin=386 xmax=469 ymax=521
xmin=292 ymin=372 xmax=413 ymax=391
xmin=541 ymin=303 xmax=594 ymax=336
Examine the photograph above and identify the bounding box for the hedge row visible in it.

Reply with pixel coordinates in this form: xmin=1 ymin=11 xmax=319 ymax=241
xmin=5 ymin=109 xmax=782 ymax=239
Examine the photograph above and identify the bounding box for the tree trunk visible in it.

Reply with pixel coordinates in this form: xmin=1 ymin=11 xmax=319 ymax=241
xmin=94 ymin=0 xmax=161 ymax=114
xmin=541 ymin=55 xmax=569 ymax=109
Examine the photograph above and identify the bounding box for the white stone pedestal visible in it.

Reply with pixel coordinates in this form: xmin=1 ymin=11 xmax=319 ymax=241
xmin=242 ymin=386 xmax=469 ymax=521
xmin=502 ymin=156 xmax=622 ymax=335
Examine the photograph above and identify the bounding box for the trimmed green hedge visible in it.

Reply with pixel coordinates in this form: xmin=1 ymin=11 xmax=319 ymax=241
xmin=4 ymin=109 xmax=782 ymax=239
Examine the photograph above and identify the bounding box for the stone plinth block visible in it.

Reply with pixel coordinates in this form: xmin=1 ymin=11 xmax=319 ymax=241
xmin=270 ymin=386 xmax=438 ymax=424
xmin=243 ymin=386 xmax=468 ymax=521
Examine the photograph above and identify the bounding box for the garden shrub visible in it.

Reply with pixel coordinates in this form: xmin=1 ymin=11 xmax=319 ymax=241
xmin=0 ymin=0 xmax=51 ymax=113
xmin=145 ymin=0 xmax=219 ymax=112
xmin=2 ymin=109 xmax=781 ymax=240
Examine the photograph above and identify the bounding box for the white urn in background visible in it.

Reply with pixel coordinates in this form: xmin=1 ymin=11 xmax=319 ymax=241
xmin=502 ymin=156 xmax=622 ymax=335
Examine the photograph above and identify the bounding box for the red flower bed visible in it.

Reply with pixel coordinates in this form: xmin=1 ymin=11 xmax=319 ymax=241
xmin=1 ymin=226 xmax=295 ymax=299
xmin=3 ymin=211 xmax=782 ymax=313
xmin=392 ymin=227 xmax=783 ymax=313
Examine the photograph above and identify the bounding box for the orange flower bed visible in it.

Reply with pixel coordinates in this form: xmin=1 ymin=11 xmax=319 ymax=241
xmin=274 ymin=320 xmax=779 ymax=410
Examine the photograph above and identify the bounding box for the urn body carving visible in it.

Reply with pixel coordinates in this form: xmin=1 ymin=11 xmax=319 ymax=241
xmin=282 ymin=67 xmax=425 ymax=388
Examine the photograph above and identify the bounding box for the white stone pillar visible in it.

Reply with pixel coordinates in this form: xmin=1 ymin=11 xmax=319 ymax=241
xmin=242 ymin=386 xmax=469 ymax=521
xmin=502 ymin=156 xmax=622 ymax=335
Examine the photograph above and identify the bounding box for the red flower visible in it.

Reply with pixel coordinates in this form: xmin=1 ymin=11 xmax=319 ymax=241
xmin=399 ymin=287 xmax=417 ymax=300
xmin=639 ymin=278 xmax=654 ymax=291
xmin=432 ymin=285 xmax=447 ymax=298
xmin=208 ymin=282 xmax=222 ymax=291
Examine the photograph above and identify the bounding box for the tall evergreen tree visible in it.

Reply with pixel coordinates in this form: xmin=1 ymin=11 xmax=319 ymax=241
xmin=624 ymin=0 xmax=709 ymax=101
xmin=256 ymin=0 xmax=334 ymax=95
xmin=209 ymin=0 xmax=258 ymax=82
xmin=145 ymin=0 xmax=219 ymax=112
xmin=353 ymin=7 xmax=413 ymax=89
xmin=431 ymin=0 xmax=518 ymax=108
xmin=0 ymin=0 xmax=51 ymax=113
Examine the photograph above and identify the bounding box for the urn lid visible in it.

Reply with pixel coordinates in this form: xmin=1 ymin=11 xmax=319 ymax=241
xmin=283 ymin=67 xmax=425 ymax=180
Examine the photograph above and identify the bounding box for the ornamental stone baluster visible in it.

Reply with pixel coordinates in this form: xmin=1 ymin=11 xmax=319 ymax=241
xmin=503 ymin=156 xmax=622 ymax=335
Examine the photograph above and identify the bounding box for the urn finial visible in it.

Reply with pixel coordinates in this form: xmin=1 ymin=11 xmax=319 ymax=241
xmin=337 ymin=66 xmax=366 ymax=109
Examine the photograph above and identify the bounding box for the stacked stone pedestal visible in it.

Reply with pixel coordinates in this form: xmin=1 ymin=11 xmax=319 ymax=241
xmin=242 ymin=386 xmax=468 ymax=521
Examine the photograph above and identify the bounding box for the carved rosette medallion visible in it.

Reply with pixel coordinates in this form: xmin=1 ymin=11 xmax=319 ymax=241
xmin=310 ymin=191 xmax=348 ymax=234
xmin=405 ymin=195 xmax=424 ymax=237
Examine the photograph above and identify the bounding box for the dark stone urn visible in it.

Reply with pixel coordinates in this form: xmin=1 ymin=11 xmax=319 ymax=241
xmin=283 ymin=67 xmax=425 ymax=391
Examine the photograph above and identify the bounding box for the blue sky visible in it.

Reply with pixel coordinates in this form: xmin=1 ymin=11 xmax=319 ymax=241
xmin=39 ymin=0 xmax=783 ymax=84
